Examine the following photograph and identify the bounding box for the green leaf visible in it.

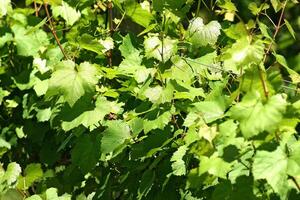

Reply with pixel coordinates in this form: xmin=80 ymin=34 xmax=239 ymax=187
xmin=62 ymin=97 xmax=123 ymax=131
xmin=119 ymin=34 xmax=139 ymax=58
xmin=17 ymin=164 xmax=43 ymax=190
xmin=123 ymin=0 xmax=154 ymax=28
xmin=223 ymin=37 xmax=265 ymax=73
xmin=252 ymin=145 xmax=300 ymax=199
xmin=144 ymin=35 xmax=178 ymax=62
xmin=71 ymin=134 xmax=101 ymax=173
xmin=199 ymin=155 xmax=231 ymax=178
xmin=143 ymin=107 xmax=174 ymax=134
xmin=284 ymin=19 xmax=296 ymax=39
xmin=274 ymin=53 xmax=300 ymax=84
xmin=0 ymin=33 xmax=13 ymax=48
xmin=12 ymin=25 xmax=49 ymax=57
xmin=118 ymin=34 xmax=155 ymax=83
xmin=187 ymin=17 xmax=221 ymax=47
xmin=45 ymin=188 xmax=71 ymax=200
xmin=46 ymin=61 xmax=99 ymax=107
xmin=36 ymin=108 xmax=51 ymax=122
xmin=101 ymin=120 xmax=131 ymax=154
xmin=78 ymin=34 xmax=104 ymax=55
xmin=52 ymin=1 xmax=81 ymax=26
xmin=138 ymin=170 xmax=155 ymax=199
xmin=25 ymin=195 xmax=42 ymax=200
xmin=171 ymin=145 xmax=188 ymax=176
xmin=192 ymin=100 xmax=225 ymax=123
xmin=2 ymin=162 xmax=21 ymax=186
xmin=0 ymin=0 xmax=12 ymax=17
xmin=270 ymin=0 xmax=282 ymax=12
xmin=229 ymin=92 xmax=287 ymax=138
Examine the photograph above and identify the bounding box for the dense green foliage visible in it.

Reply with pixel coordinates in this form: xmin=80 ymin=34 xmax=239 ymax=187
xmin=0 ymin=0 xmax=300 ymax=199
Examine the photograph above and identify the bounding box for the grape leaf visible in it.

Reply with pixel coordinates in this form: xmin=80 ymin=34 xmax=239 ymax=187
xmin=52 ymin=1 xmax=81 ymax=26
xmin=229 ymin=92 xmax=287 ymax=138
xmin=12 ymin=24 xmax=49 ymax=57
xmin=101 ymin=120 xmax=131 ymax=154
xmin=71 ymin=134 xmax=101 ymax=173
xmin=223 ymin=37 xmax=264 ymax=73
xmin=187 ymin=17 xmax=221 ymax=47
xmin=0 ymin=0 xmax=12 ymax=17
xmin=252 ymin=144 xmax=300 ymax=199
xmin=61 ymin=97 xmax=123 ymax=131
xmin=171 ymin=145 xmax=188 ymax=176
xmin=46 ymin=61 xmax=99 ymax=107
xmin=144 ymin=35 xmax=178 ymax=62
xmin=17 ymin=164 xmax=43 ymax=190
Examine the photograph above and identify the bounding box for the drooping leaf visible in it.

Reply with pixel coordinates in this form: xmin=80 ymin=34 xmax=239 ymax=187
xmin=78 ymin=34 xmax=104 ymax=55
xmin=122 ymin=0 xmax=154 ymax=28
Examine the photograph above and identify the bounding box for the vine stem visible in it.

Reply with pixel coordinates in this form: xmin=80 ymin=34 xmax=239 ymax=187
xmin=34 ymin=0 xmax=39 ymax=16
xmin=107 ymin=0 xmax=113 ymax=67
xmin=258 ymin=0 xmax=287 ymax=98
xmin=43 ymin=2 xmax=68 ymax=59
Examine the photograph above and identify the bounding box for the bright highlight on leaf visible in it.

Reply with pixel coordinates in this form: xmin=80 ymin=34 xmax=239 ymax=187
xmin=46 ymin=60 xmax=99 ymax=107
xmin=187 ymin=17 xmax=221 ymax=47
xmin=229 ymin=92 xmax=287 ymax=138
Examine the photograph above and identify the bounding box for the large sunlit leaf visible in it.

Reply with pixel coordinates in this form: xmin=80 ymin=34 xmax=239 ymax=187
xmin=229 ymin=92 xmax=287 ymax=138
xmin=186 ymin=17 xmax=221 ymax=47
xmin=223 ymin=37 xmax=265 ymax=73
xmin=46 ymin=61 xmax=99 ymax=107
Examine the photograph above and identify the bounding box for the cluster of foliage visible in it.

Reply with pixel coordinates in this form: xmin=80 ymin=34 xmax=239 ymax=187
xmin=0 ymin=0 xmax=300 ymax=199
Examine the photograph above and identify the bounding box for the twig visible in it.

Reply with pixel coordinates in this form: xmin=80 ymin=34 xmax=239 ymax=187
xmin=290 ymin=175 xmax=300 ymax=191
xmin=34 ymin=0 xmax=39 ymax=17
xmin=43 ymin=2 xmax=68 ymax=59
xmin=258 ymin=0 xmax=288 ymax=98
xmin=107 ymin=0 xmax=113 ymax=66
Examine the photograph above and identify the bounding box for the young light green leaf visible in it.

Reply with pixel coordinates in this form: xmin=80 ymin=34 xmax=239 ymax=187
xmin=144 ymin=35 xmax=178 ymax=62
xmin=187 ymin=17 xmax=221 ymax=47
xmin=284 ymin=19 xmax=296 ymax=39
xmin=0 ymin=0 xmax=12 ymax=17
xmin=171 ymin=145 xmax=188 ymax=176
xmin=229 ymin=92 xmax=287 ymax=138
xmin=46 ymin=61 xmax=99 ymax=107
xmin=3 ymin=162 xmax=21 ymax=186
xmin=12 ymin=25 xmax=49 ymax=57
xmin=223 ymin=37 xmax=265 ymax=73
xmin=274 ymin=53 xmax=300 ymax=83
xmin=52 ymin=1 xmax=81 ymax=26
xmin=17 ymin=164 xmax=43 ymax=190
